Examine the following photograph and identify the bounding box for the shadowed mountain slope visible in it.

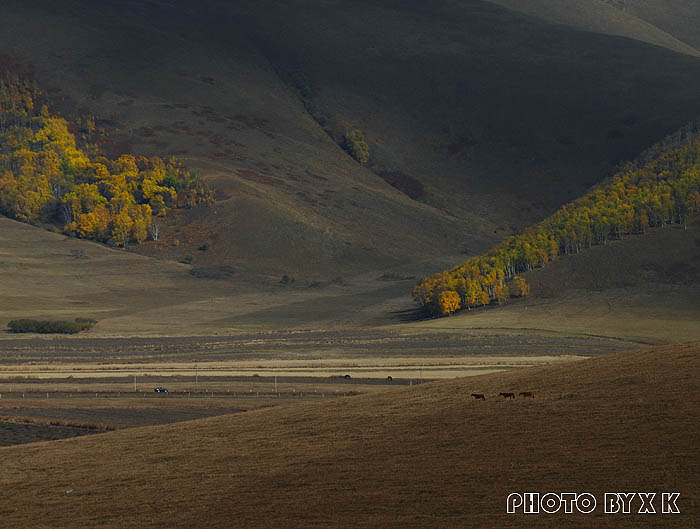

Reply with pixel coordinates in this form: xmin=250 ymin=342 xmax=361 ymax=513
xmin=2 ymin=0 xmax=700 ymax=279
xmin=236 ymin=0 xmax=700 ymax=219
xmin=600 ymin=0 xmax=700 ymax=50
xmin=488 ymin=0 xmax=700 ymax=56
xmin=0 ymin=342 xmax=697 ymax=528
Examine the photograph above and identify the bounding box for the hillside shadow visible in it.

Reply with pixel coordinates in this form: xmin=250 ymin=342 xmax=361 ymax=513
xmin=390 ymin=308 xmax=426 ymax=323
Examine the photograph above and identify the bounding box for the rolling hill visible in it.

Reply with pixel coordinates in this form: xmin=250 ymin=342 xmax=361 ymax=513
xmin=410 ymin=221 xmax=700 ymax=343
xmin=600 ymin=0 xmax=700 ymax=50
xmin=488 ymin=0 xmax=700 ymax=56
xmin=0 ymin=215 xmax=421 ymax=336
xmin=2 ymin=0 xmax=700 ymax=279
xmin=0 ymin=342 xmax=697 ymax=528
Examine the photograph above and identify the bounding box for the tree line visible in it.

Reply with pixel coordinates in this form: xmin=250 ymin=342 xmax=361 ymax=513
xmin=0 ymin=70 xmax=211 ymax=247
xmin=414 ymin=119 xmax=700 ymax=317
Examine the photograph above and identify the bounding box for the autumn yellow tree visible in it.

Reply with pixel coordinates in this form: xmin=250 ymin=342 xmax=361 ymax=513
xmin=0 ymin=69 xmax=213 ymax=248
xmin=494 ymin=283 xmax=509 ymax=305
xmin=438 ymin=290 xmax=461 ymax=315
xmin=112 ymin=210 xmax=134 ymax=247
xmin=512 ymin=277 xmax=531 ymax=297
xmin=131 ymin=203 xmax=152 ymax=244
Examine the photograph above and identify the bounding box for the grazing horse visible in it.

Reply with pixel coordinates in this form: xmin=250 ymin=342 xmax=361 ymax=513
xmin=519 ymin=391 xmax=534 ymax=398
xmin=471 ymin=393 xmax=486 ymax=400
xmin=499 ymin=392 xmax=516 ymax=399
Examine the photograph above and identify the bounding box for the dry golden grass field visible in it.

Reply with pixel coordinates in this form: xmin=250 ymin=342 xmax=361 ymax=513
xmin=4 ymin=215 xmax=700 ymax=343
xmin=0 ymin=342 xmax=697 ymax=528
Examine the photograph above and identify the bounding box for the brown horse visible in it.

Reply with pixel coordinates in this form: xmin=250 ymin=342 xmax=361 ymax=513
xmin=519 ymin=391 xmax=534 ymax=398
xmin=471 ymin=393 xmax=486 ymax=400
xmin=499 ymin=392 xmax=516 ymax=399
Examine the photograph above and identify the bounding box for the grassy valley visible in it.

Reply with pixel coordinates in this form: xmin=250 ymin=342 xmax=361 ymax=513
xmin=0 ymin=1 xmax=699 ymax=526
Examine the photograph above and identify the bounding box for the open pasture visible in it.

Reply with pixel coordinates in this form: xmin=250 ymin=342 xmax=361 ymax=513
xmin=0 ymin=329 xmax=605 ymax=446
xmin=0 ymin=373 xmax=397 ymax=446
xmin=0 ymin=342 xmax=697 ymax=528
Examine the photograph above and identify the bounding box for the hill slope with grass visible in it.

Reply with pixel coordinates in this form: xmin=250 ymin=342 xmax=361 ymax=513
xmin=2 ymin=0 xmax=700 ymax=278
xmin=600 ymin=0 xmax=700 ymax=50
xmin=0 ymin=342 xmax=697 ymax=528
xmin=0 ymin=215 xmax=428 ymax=336
xmin=487 ymin=0 xmax=700 ymax=56
xmin=3 ymin=212 xmax=699 ymax=342
xmin=411 ymin=221 xmax=700 ymax=343
xmin=413 ymin=123 xmax=700 ymax=314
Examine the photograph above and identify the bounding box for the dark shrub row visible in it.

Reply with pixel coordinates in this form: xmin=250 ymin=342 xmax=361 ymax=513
xmin=7 ymin=318 xmax=96 ymax=334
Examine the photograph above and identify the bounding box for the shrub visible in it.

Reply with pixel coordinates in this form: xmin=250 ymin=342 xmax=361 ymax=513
xmin=344 ymin=129 xmax=370 ymax=164
xmin=512 ymin=276 xmax=531 ymax=297
xmin=181 ymin=254 xmax=194 ymax=264
xmin=7 ymin=318 xmax=96 ymax=334
xmin=378 ymin=272 xmax=416 ymax=281
xmin=189 ymin=266 xmax=235 ymax=279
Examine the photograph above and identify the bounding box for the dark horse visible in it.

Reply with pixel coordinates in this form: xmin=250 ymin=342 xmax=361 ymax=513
xmin=471 ymin=393 xmax=486 ymax=400
xmin=499 ymin=392 xmax=516 ymax=399
xmin=519 ymin=391 xmax=534 ymax=398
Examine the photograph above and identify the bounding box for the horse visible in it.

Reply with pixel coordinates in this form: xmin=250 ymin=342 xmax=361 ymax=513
xmin=499 ymin=392 xmax=516 ymax=399
xmin=471 ymin=393 xmax=486 ymax=400
xmin=519 ymin=391 xmax=534 ymax=398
